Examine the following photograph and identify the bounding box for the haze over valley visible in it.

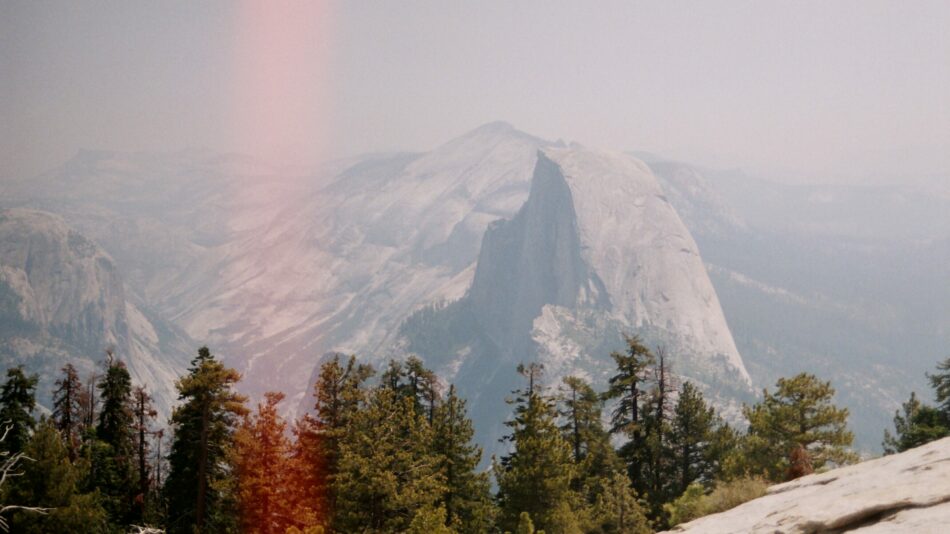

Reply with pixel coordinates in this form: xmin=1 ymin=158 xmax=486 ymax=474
xmin=2 ymin=3 xmax=949 ymax=532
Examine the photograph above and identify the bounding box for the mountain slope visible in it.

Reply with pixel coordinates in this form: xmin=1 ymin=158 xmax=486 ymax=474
xmin=1 ymin=125 xmax=752 ymax=436
xmin=0 ymin=208 xmax=192 ymax=414
xmin=648 ymin=157 xmax=950 ymax=451
xmin=401 ymin=146 xmax=752 ymax=450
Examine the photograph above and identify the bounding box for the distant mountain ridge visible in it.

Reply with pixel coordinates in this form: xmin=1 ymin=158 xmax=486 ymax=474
xmin=0 ymin=123 xmax=753 ymax=453
xmin=647 ymin=156 xmax=950 ymax=451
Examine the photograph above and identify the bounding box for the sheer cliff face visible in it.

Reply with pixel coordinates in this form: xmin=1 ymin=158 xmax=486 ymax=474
xmin=400 ymin=146 xmax=752 ymax=452
xmin=468 ymin=152 xmax=604 ymax=359
xmin=542 ymin=147 xmax=750 ymax=386
xmin=0 ymin=209 xmax=190 ymax=414
xmin=461 ymin=148 xmax=750 ymax=389
xmin=0 ymin=209 xmax=129 ymax=352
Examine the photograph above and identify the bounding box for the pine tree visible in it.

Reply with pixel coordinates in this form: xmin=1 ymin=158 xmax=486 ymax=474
xmin=882 ymin=391 xmax=949 ymax=454
xmin=0 ymin=366 xmax=38 ymax=454
xmin=5 ymin=418 xmax=109 ymax=533
xmin=52 ymin=363 xmax=82 ymax=461
xmin=164 ymin=346 xmax=247 ymax=534
xmin=332 ymin=387 xmax=445 ymax=532
xmin=94 ymin=355 xmax=137 ymax=526
xmin=667 ymin=382 xmax=720 ymax=497
xmin=927 ymin=356 xmax=950 ymax=420
xmin=406 ymin=356 xmax=440 ymax=422
xmin=131 ymin=385 xmax=157 ymax=524
xmin=744 ymin=373 xmax=856 ymax=481
xmin=432 ymin=384 xmax=494 ymax=532
xmin=515 ymin=511 xmax=537 ymax=534
xmin=77 ymin=371 xmax=100 ymax=436
xmin=288 ymin=417 xmax=325 ymax=531
xmin=312 ymin=355 xmax=374 ymax=465
xmin=603 ymin=336 xmax=654 ymax=493
xmin=407 ymin=505 xmax=456 ymax=534
xmin=589 ymin=471 xmax=651 ymax=534
xmin=299 ymin=354 xmax=374 ymax=527
xmin=496 ymin=364 xmax=581 ymax=534
xmin=641 ymin=349 xmax=676 ymax=519
xmin=558 ymin=377 xmax=622 ymax=505
xmin=233 ymin=391 xmax=295 ymax=534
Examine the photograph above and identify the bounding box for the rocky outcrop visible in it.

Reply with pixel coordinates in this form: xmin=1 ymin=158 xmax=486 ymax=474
xmin=400 ymin=145 xmax=754 ymax=455
xmin=666 ymin=437 xmax=950 ymax=533
xmin=0 ymin=208 xmax=191 ymax=414
xmin=468 ymin=151 xmax=601 ymax=360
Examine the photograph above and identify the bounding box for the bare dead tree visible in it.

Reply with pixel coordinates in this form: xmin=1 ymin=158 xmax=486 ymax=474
xmin=0 ymin=424 xmax=49 ymax=532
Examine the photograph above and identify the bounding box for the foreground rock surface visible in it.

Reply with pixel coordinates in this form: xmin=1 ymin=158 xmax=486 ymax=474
xmin=666 ymin=437 xmax=950 ymax=533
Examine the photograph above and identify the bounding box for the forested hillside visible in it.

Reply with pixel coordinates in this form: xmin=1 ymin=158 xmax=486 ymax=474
xmin=9 ymin=334 xmax=941 ymax=534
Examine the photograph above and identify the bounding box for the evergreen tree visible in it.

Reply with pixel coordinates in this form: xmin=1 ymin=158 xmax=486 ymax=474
xmin=5 ymin=418 xmax=109 ymax=533
xmin=131 ymin=385 xmax=157 ymax=524
xmin=744 ymin=373 xmax=856 ymax=481
xmin=882 ymin=391 xmax=949 ymax=454
xmin=515 ymin=511 xmax=537 ymax=534
xmin=406 ymin=355 xmax=440 ymax=422
xmin=97 ymin=353 xmax=134 ymax=450
xmin=558 ymin=376 xmax=622 ymax=510
xmin=603 ymin=336 xmax=654 ymax=493
xmin=668 ymin=382 xmax=721 ymax=496
xmin=407 ymin=505 xmax=455 ymax=534
xmin=0 ymin=366 xmax=38 ymax=454
xmin=94 ymin=355 xmax=137 ymax=526
xmin=234 ymin=392 xmax=295 ymax=534
xmin=298 ymin=354 xmax=374 ymax=527
xmin=927 ymin=355 xmax=950 ymax=419
xmin=496 ymin=364 xmax=581 ymax=534
xmin=641 ymin=349 xmax=676 ymax=519
xmin=286 ymin=417 xmax=324 ymax=532
xmin=332 ymin=387 xmax=445 ymax=533
xmin=52 ymin=363 xmax=82 ymax=461
xmin=589 ymin=471 xmax=651 ymax=534
xmin=164 ymin=347 xmax=247 ymax=534
xmin=78 ymin=371 xmax=100 ymax=435
xmin=311 ymin=355 xmax=374 ymax=466
xmin=432 ymin=384 xmax=494 ymax=532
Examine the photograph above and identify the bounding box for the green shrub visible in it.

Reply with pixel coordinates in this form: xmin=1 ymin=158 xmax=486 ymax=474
xmin=664 ymin=477 xmax=769 ymax=527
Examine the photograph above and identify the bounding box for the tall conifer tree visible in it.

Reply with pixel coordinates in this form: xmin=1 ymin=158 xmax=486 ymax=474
xmin=432 ymin=384 xmax=494 ymax=531
xmin=332 ymin=387 xmax=445 ymax=532
xmin=52 ymin=363 xmax=82 ymax=461
xmin=0 ymin=366 xmax=38 ymax=455
xmin=744 ymin=373 xmax=856 ymax=481
xmin=95 ymin=354 xmax=137 ymax=526
xmin=234 ymin=392 xmax=295 ymax=534
xmin=603 ymin=336 xmax=654 ymax=493
xmin=298 ymin=354 xmax=374 ymax=527
xmin=496 ymin=364 xmax=581 ymax=534
xmin=164 ymin=347 xmax=247 ymax=534
xmin=131 ymin=385 xmax=157 ymax=523
xmin=5 ymin=418 xmax=109 ymax=533
xmin=667 ymin=382 xmax=721 ymax=497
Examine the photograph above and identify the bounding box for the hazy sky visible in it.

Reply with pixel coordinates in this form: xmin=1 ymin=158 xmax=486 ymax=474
xmin=2 ymin=1 xmax=948 ymax=184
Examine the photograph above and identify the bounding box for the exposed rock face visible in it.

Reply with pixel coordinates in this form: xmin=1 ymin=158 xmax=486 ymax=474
xmin=401 ymin=146 xmax=753 ymax=453
xmin=540 ymin=147 xmax=749 ymax=386
xmin=0 ymin=208 xmax=191 ymax=414
xmin=666 ymin=437 xmax=950 ymax=534
xmin=455 ymin=146 xmax=752 ymax=387
xmin=2 ymin=124 xmax=752 ymax=437
xmin=468 ymin=152 xmax=599 ymax=360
